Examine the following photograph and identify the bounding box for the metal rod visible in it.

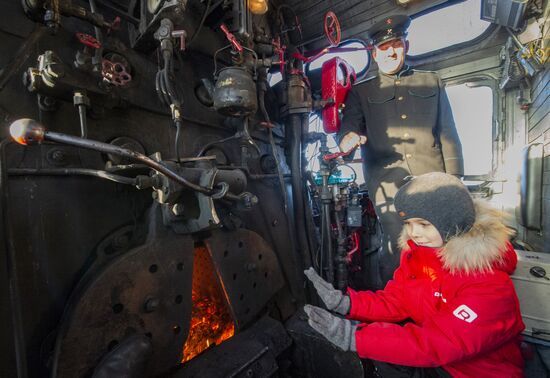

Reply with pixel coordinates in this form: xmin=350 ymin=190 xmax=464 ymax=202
xmin=77 ymin=105 xmax=87 ymax=138
xmin=42 ymin=130 xmax=242 ymax=199
xmin=88 ymin=0 xmax=104 ymax=69
xmin=334 ymin=209 xmax=347 ymax=290
xmin=323 ymin=199 xmax=333 ymax=283
xmin=8 ymin=168 xmax=137 ymax=185
xmin=289 ymin=114 xmax=312 ymax=268
xmin=505 ymin=27 xmax=524 ymax=49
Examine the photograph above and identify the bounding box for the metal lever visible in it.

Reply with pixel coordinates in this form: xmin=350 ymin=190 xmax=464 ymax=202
xmin=530 ymin=266 xmax=550 ymax=280
xmin=8 ymin=119 xmax=254 ymax=203
xmin=323 ymin=150 xmax=351 ymax=161
xmin=220 ymin=24 xmax=243 ymax=52
xmin=171 ymin=30 xmax=187 ymax=51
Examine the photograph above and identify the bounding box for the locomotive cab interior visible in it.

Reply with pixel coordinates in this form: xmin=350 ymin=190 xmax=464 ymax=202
xmin=0 ymin=0 xmax=549 ymax=376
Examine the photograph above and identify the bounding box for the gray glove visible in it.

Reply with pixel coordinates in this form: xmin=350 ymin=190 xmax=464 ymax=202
xmin=304 ymin=304 xmax=356 ymax=352
xmin=304 ymin=267 xmax=350 ymax=315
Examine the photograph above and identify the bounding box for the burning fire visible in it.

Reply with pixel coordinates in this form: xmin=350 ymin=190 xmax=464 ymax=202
xmin=181 ymin=246 xmax=235 ymax=363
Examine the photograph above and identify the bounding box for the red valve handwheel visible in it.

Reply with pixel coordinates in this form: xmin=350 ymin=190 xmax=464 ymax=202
xmin=324 ymin=11 xmax=341 ymax=46
xmin=76 ymin=33 xmax=101 ymax=49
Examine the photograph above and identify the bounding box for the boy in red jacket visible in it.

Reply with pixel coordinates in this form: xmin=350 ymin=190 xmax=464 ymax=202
xmin=304 ymin=172 xmax=525 ymax=377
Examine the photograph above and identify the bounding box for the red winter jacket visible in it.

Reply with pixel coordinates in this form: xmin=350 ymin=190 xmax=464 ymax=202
xmin=349 ymin=201 xmax=525 ymax=377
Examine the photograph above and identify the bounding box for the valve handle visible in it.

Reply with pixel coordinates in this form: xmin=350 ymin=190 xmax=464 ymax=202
xmin=171 ymin=30 xmax=187 ymax=51
xmin=108 ymin=16 xmax=121 ymax=34
xmin=323 ymin=150 xmax=351 ymax=161
xmin=324 ymin=11 xmax=341 ymax=46
xmin=272 ymin=37 xmax=286 ymax=74
xmin=76 ymin=32 xmax=101 ymax=49
xmin=220 ymin=24 xmax=243 ymax=52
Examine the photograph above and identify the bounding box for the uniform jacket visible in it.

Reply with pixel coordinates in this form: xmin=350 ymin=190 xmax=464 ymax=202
xmin=339 ymin=67 xmax=464 ymax=189
xmin=347 ymin=201 xmax=525 ymax=377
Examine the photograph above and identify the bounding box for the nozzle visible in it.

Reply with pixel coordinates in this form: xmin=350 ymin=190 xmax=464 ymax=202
xmin=9 ymin=119 xmax=45 ymax=145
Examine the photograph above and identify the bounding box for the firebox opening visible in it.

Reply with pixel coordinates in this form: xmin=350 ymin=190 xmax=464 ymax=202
xmin=181 ymin=243 xmax=235 ymax=363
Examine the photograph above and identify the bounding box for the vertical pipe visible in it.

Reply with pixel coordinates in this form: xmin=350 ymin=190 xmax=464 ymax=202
xmin=289 ymin=114 xmax=312 ymax=268
xmin=334 ymin=210 xmax=347 ymax=290
xmin=323 ymin=202 xmax=333 ymax=283
xmin=0 ymin=140 xmax=28 ymax=378
xmin=88 ymin=0 xmax=104 ymax=70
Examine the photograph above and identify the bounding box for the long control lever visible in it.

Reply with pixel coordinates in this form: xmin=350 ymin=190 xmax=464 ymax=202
xmin=8 ymin=119 xmax=255 ymax=204
xmin=220 ymin=24 xmax=243 ymax=52
xmin=322 ymin=150 xmax=351 ymax=161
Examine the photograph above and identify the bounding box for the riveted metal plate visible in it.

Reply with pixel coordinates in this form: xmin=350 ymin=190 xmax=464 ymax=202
xmin=52 ymin=208 xmax=195 ymax=378
xmin=204 ymin=229 xmax=285 ymax=329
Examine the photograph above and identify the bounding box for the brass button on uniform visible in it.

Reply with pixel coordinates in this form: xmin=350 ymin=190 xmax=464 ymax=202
xmin=405 ymin=153 xmax=412 ymax=158
xmin=401 ymin=114 xmax=407 ymax=119
xmin=398 ymin=96 xmax=404 ymax=101
xmin=395 ymin=80 xmax=401 ymax=85
xmin=403 ymin=132 xmax=410 ymax=138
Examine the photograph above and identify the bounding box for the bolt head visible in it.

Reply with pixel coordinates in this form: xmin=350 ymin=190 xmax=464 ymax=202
xmin=144 ymin=298 xmax=160 ymax=313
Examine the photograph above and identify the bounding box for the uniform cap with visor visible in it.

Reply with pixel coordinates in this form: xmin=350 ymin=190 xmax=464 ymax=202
xmin=367 ymin=15 xmax=411 ymax=47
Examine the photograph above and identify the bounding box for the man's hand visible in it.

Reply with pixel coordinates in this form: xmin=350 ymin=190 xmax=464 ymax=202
xmin=304 ymin=305 xmax=356 ymax=352
xmin=338 ymin=132 xmax=367 ymax=154
xmin=304 ymin=267 xmax=350 ymax=315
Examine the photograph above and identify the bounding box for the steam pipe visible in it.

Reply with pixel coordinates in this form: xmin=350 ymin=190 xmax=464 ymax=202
xmin=289 ymin=114 xmax=312 ymax=268
xmin=258 ymin=76 xmax=288 ymax=213
xmin=0 ymin=140 xmax=29 ymax=378
xmin=324 ymin=203 xmax=333 ymax=282
xmin=88 ymin=0 xmax=104 ymax=70
xmin=321 ymin=173 xmax=333 ymax=283
xmin=232 ymin=0 xmax=248 ymax=37
xmin=8 ymin=119 xmax=251 ymax=203
xmin=334 ymin=210 xmax=347 ymax=290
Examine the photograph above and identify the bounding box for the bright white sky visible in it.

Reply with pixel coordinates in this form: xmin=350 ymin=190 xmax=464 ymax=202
xmin=446 ymin=83 xmax=493 ymax=175
xmin=408 ymin=0 xmax=491 ymax=55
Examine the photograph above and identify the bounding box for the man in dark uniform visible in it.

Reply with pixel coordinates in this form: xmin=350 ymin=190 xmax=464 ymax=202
xmin=338 ymin=15 xmax=464 ymax=288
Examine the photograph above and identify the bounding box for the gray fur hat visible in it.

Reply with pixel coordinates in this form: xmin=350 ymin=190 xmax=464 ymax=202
xmin=394 ymin=172 xmax=476 ymax=241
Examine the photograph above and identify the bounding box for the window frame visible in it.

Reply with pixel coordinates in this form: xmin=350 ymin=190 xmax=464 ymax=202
xmin=444 ymin=74 xmax=500 ymax=176
xmin=407 ymin=1 xmax=498 ymax=60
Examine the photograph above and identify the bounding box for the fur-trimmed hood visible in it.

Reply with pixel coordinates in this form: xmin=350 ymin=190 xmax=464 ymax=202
xmin=399 ymin=200 xmax=516 ymax=275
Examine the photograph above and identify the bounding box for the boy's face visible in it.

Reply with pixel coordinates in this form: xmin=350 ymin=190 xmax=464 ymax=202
xmin=372 ymin=38 xmax=408 ymax=75
xmin=404 ymin=218 xmax=444 ymax=248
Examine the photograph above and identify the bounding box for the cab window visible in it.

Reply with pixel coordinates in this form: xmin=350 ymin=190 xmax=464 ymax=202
xmin=308 ymin=40 xmax=371 ymax=78
xmin=407 ymin=0 xmax=491 ymax=56
xmin=306 ymin=116 xmax=365 ymax=185
xmin=446 ymin=82 xmax=494 ymax=175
